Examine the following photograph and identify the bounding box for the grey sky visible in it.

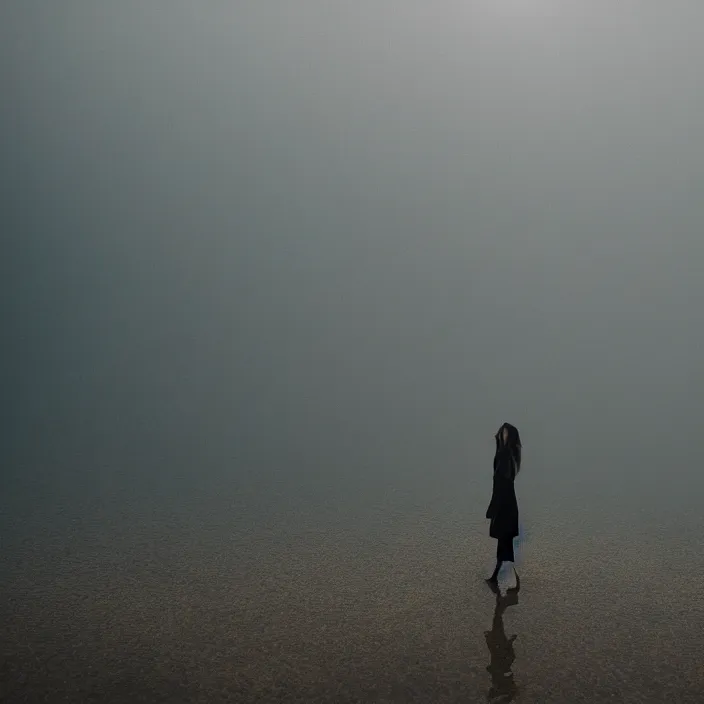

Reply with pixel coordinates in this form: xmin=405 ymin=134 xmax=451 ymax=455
xmin=3 ymin=3 xmax=704 ymax=501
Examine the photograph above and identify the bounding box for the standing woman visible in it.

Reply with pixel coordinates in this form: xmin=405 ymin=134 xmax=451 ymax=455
xmin=486 ymin=422 xmax=522 ymax=584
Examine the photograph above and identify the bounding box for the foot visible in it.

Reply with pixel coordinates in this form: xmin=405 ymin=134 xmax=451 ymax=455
xmin=485 ymin=578 xmax=500 ymax=595
xmin=501 ymin=563 xmax=518 ymax=590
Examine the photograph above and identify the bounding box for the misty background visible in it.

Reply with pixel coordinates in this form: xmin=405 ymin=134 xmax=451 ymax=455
xmin=3 ymin=2 xmax=704 ymax=558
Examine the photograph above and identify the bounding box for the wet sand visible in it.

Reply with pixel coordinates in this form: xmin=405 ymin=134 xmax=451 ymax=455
xmin=2 ymin=473 xmax=704 ymax=703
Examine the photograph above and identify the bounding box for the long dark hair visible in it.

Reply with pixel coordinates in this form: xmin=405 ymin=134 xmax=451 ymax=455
xmin=494 ymin=422 xmax=522 ymax=475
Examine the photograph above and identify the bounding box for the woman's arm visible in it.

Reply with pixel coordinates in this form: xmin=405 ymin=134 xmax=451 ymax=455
xmin=486 ymin=499 xmax=495 ymax=519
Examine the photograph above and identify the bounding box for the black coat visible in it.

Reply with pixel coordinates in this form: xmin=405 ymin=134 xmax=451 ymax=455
xmin=486 ymin=444 xmax=519 ymax=539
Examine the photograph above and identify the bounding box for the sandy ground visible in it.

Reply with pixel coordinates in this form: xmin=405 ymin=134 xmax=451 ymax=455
xmin=2 ymin=477 xmax=704 ymax=703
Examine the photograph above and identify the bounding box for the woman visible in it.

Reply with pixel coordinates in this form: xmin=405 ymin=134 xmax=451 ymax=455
xmin=486 ymin=422 xmax=522 ymax=584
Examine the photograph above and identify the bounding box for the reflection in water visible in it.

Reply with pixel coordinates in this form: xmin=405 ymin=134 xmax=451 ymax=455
xmin=485 ymin=576 xmax=520 ymax=703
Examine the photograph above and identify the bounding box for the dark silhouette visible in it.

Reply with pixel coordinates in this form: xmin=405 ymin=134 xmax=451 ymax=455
xmin=485 ymin=576 xmax=520 ymax=702
xmin=486 ymin=423 xmax=522 ymax=584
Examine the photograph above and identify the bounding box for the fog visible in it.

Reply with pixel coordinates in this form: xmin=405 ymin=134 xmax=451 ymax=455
xmin=2 ymin=4 xmax=704 ymax=699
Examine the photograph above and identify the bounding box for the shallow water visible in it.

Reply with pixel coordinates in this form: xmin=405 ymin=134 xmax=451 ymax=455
xmin=3 ymin=460 xmax=703 ymax=703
